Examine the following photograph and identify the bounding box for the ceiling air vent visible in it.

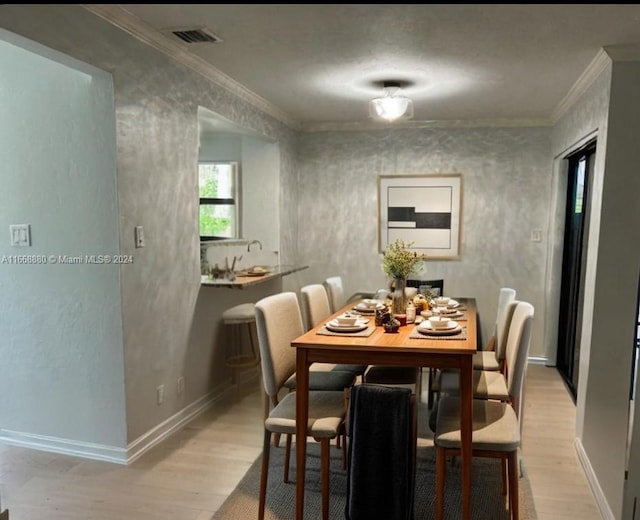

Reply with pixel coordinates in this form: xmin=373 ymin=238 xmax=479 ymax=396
xmin=170 ymin=28 xmax=221 ymax=44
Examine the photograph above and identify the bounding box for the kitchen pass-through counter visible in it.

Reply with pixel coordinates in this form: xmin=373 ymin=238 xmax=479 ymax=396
xmin=200 ymin=264 xmax=308 ymax=289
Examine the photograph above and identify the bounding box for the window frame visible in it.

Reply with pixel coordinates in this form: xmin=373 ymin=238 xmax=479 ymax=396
xmin=198 ymin=161 xmax=241 ymax=241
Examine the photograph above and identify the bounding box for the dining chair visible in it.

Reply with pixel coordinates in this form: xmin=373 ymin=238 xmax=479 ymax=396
xmin=473 ymin=287 xmax=516 ymax=371
xmin=300 ymin=283 xmax=368 ymax=377
xmin=408 ymin=278 xmax=445 ymax=408
xmin=437 ymin=300 xmax=522 ymax=406
xmin=345 ymin=384 xmax=415 ymax=520
xmin=255 ymin=291 xmax=355 ymax=456
xmin=429 ymin=288 xmax=516 ymax=408
xmin=255 ymin=294 xmax=348 ymax=520
xmin=433 ymin=301 xmax=534 ymax=520
xmin=255 ymin=291 xmax=356 ymax=397
xmin=325 ymin=275 xmax=376 ymax=313
xmin=407 ymin=278 xmax=445 ymax=298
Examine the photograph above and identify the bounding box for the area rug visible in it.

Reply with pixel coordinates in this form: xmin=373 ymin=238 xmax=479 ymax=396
xmin=212 ymin=442 xmax=537 ymax=519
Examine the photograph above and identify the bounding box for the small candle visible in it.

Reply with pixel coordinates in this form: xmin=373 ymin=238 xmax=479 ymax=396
xmin=395 ymin=313 xmax=407 ymax=326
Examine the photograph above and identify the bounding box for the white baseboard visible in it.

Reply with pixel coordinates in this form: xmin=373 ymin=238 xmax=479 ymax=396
xmin=0 ymin=381 xmax=238 ymax=465
xmin=575 ymin=437 xmax=615 ymax=520
xmin=527 ymin=356 xmax=548 ymax=365
xmin=125 ymin=381 xmax=236 ymax=464
xmin=0 ymin=428 xmax=128 ymax=464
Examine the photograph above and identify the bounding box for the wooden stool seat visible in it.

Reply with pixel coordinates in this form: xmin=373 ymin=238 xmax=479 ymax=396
xmin=223 ymin=303 xmax=260 ymax=369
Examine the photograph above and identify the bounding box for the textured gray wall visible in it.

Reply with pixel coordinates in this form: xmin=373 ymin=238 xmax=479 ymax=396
xmin=295 ymin=127 xmax=551 ymax=355
xmin=0 ymin=4 xmax=298 ymax=447
xmin=0 ymin=33 xmax=126 ymax=449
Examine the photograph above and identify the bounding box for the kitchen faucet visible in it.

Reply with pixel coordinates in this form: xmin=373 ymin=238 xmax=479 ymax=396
xmin=247 ymin=239 xmax=262 ymax=253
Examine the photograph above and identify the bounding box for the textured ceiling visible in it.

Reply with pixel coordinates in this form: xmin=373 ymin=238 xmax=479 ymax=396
xmin=102 ymin=4 xmax=640 ymax=129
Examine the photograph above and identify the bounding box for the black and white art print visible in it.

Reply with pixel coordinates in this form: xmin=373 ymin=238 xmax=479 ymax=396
xmin=378 ymin=174 xmax=461 ymax=258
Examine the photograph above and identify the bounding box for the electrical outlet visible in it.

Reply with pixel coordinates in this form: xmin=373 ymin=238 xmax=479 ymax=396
xmin=135 ymin=225 xmax=145 ymax=248
xmin=177 ymin=376 xmax=185 ymax=396
xmin=157 ymin=384 xmax=165 ymax=405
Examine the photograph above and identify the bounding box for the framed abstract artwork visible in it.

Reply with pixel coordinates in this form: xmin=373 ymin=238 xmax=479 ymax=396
xmin=378 ymin=174 xmax=462 ymax=258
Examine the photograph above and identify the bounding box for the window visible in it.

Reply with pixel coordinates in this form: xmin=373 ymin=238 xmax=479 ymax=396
xmin=199 ymin=161 xmax=239 ymax=240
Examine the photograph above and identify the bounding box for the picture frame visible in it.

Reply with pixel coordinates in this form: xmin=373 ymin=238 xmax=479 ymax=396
xmin=378 ymin=174 xmax=462 ymax=259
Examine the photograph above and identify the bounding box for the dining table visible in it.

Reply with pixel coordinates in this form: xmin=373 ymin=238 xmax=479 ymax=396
xmin=292 ymin=297 xmax=478 ymax=520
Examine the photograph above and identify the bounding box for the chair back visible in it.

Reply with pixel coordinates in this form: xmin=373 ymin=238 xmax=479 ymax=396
xmin=325 ymin=276 xmax=345 ymax=313
xmin=495 ymin=288 xmax=517 ymax=361
xmin=300 ymin=283 xmax=332 ymax=330
xmin=255 ymin=292 xmax=305 ymax=398
xmin=346 ymin=384 xmax=414 ymax=520
xmin=407 ymin=278 xmax=444 ymax=297
xmin=504 ymin=301 xmax=535 ymax=400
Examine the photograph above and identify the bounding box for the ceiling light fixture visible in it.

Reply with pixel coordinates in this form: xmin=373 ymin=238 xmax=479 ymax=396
xmin=369 ymin=81 xmax=414 ymax=122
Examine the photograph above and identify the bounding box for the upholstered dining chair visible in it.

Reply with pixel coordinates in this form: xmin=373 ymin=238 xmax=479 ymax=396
xmin=346 ymin=384 xmax=415 ymax=520
xmin=255 ymin=291 xmax=356 ymax=399
xmin=429 ymin=295 xmax=519 ymax=414
xmin=437 ymin=300 xmax=522 ymax=407
xmin=300 ymin=283 xmax=368 ymax=378
xmin=433 ymin=301 xmax=534 ymax=520
xmin=324 ymin=275 xmax=375 ymax=313
xmin=407 ymin=278 xmax=445 ymax=409
xmin=255 ymin=292 xmax=348 ymax=520
xmin=472 ymin=287 xmax=517 ymax=371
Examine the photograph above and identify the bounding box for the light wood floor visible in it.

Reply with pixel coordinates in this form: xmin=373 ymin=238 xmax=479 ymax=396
xmin=0 ymin=365 xmax=601 ymax=519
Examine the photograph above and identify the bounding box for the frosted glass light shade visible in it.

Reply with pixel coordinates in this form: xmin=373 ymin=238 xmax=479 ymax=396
xmin=369 ymin=86 xmax=414 ymax=121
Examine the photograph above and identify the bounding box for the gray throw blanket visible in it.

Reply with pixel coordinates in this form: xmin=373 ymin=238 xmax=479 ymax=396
xmin=345 ymin=384 xmax=414 ymax=520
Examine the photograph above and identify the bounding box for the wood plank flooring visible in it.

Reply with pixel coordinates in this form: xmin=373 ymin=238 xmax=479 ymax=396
xmin=0 ymin=365 xmax=601 ymax=519
xmin=521 ymin=364 xmax=601 ymax=519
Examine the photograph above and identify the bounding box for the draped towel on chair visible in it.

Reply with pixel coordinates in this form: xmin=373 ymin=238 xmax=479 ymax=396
xmin=346 ymin=384 xmax=414 ymax=520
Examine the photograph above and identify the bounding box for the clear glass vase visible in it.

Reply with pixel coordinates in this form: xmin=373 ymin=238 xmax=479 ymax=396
xmin=391 ymin=276 xmax=407 ymax=315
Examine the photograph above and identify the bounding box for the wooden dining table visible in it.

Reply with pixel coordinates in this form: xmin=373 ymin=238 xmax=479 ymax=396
xmin=292 ymin=297 xmax=477 ymax=520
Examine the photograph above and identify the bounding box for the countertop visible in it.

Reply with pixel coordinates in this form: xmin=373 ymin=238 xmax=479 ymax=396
xmin=200 ymin=264 xmax=308 ymax=289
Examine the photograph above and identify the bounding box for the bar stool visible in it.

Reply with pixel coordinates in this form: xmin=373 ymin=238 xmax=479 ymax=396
xmin=222 ymin=303 xmax=261 ymax=383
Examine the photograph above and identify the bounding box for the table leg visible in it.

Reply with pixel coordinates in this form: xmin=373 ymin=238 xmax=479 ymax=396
xmin=296 ymin=350 xmax=309 ymax=520
xmin=459 ymin=357 xmax=473 ymax=520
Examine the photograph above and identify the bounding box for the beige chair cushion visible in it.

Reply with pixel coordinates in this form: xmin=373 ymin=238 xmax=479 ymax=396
xmin=222 ymin=302 xmax=257 ymax=324
xmin=439 ymin=369 xmax=509 ymax=401
xmin=435 ymin=396 xmax=520 ymax=451
xmin=472 ymin=351 xmax=500 ymax=371
xmin=265 ymin=391 xmax=345 ymax=438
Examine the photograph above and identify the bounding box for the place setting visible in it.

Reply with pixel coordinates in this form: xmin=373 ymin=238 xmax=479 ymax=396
xmin=317 ymin=313 xmax=375 ymax=337
xmin=410 ymin=315 xmax=467 ymax=339
xmin=351 ymin=298 xmax=386 ymax=315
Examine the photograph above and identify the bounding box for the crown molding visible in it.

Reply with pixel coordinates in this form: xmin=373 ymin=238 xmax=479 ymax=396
xmin=80 ymin=4 xmax=559 ymax=134
xmin=550 ymin=49 xmax=611 ymax=125
xmin=81 ymin=4 xmax=300 ymax=130
xmin=603 ymin=43 xmax=640 ymax=61
xmin=301 ymin=117 xmax=552 ymax=133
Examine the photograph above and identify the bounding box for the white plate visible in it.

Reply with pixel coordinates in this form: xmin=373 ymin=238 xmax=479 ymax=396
xmin=438 ymin=310 xmax=464 ymax=319
xmin=354 ymin=302 xmax=386 ymax=312
xmin=417 ymin=323 xmax=462 ymax=336
xmin=325 ymin=320 xmax=368 ymax=333
xmin=446 ymin=299 xmax=460 ymax=308
xmin=419 ymin=320 xmax=459 ymax=331
xmin=329 ymin=318 xmax=368 ymax=327
xmin=336 ymin=314 xmax=369 ymax=323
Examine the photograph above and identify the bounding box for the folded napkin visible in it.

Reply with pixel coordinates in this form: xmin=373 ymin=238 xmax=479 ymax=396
xmin=409 ymin=325 xmax=467 ymax=340
xmin=317 ymin=326 xmax=376 ymax=338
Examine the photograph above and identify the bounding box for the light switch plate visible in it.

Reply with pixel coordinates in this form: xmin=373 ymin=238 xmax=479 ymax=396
xmin=135 ymin=225 xmax=145 ymax=248
xmin=531 ymin=229 xmax=542 ymax=242
xmin=10 ymin=224 xmax=31 ymax=247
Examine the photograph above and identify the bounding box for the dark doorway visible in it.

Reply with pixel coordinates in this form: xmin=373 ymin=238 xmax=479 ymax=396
xmin=556 ymin=139 xmax=596 ymax=400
